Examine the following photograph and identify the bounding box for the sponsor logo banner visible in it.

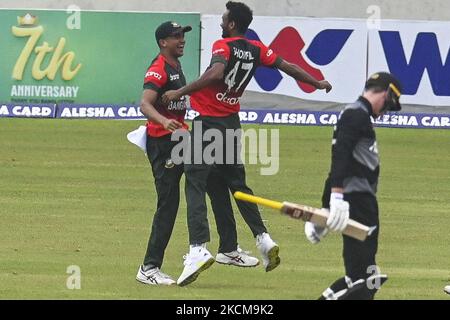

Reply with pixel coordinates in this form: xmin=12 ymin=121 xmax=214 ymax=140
xmin=0 ymin=104 xmax=56 ymax=118
xmin=201 ymin=15 xmax=367 ymax=103
xmin=56 ymin=104 xmax=143 ymax=119
xmin=235 ymin=110 xmax=450 ymax=129
xmin=368 ymin=20 xmax=450 ymax=106
xmin=2 ymin=104 xmax=449 ymax=129
xmin=0 ymin=9 xmax=200 ymax=106
xmin=202 ymin=15 xmax=450 ymax=109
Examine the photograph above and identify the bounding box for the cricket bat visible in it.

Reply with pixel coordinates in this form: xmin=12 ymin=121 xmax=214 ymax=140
xmin=233 ymin=191 xmax=371 ymax=241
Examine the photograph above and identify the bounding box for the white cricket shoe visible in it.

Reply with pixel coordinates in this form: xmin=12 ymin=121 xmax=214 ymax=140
xmin=177 ymin=246 xmax=215 ymax=286
xmin=216 ymin=247 xmax=259 ymax=267
xmin=136 ymin=265 xmax=176 ymax=286
xmin=256 ymin=233 xmax=280 ymax=272
xmin=444 ymin=285 xmax=450 ymax=295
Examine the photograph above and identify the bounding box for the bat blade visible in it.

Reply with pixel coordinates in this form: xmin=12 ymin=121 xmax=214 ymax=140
xmin=233 ymin=192 xmax=370 ymax=241
xmin=281 ymin=202 xmax=370 ymax=241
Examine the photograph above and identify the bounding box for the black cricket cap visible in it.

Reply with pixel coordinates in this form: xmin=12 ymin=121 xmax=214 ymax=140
xmin=365 ymin=72 xmax=402 ymax=111
xmin=155 ymin=21 xmax=192 ymax=42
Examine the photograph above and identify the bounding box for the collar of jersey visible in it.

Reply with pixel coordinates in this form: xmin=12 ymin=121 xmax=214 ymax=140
xmin=224 ymin=36 xmax=246 ymax=41
xmin=358 ymin=96 xmax=374 ymax=117
xmin=159 ymin=53 xmax=180 ymax=70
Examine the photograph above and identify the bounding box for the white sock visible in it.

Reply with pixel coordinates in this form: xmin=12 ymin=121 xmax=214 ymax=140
xmin=190 ymin=243 xmax=206 ymax=252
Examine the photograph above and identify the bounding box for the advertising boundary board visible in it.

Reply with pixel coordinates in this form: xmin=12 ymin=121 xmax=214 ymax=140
xmin=1 ymin=104 xmax=449 ymax=129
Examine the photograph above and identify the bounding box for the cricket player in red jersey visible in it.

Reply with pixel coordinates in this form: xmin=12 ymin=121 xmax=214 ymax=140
xmin=163 ymin=1 xmax=332 ymax=286
xmin=136 ymin=21 xmax=259 ymax=286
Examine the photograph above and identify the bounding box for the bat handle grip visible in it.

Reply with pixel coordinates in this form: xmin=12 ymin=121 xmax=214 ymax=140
xmin=234 ymin=191 xmax=283 ymax=210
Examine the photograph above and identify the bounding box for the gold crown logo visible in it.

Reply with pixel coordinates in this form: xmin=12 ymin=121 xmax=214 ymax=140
xmin=17 ymin=13 xmax=38 ymax=26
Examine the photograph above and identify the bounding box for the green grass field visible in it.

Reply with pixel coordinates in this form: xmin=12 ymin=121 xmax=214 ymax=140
xmin=0 ymin=118 xmax=449 ymax=299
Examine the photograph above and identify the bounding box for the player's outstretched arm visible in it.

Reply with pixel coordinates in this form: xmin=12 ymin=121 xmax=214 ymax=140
xmin=276 ymin=59 xmax=332 ymax=93
xmin=162 ymin=63 xmax=226 ymax=103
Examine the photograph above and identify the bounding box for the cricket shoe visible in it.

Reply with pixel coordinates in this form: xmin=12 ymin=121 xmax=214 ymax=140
xmin=177 ymin=246 xmax=215 ymax=286
xmin=136 ymin=265 xmax=176 ymax=286
xmin=256 ymin=233 xmax=280 ymax=272
xmin=444 ymin=285 xmax=450 ymax=295
xmin=216 ymin=247 xmax=259 ymax=267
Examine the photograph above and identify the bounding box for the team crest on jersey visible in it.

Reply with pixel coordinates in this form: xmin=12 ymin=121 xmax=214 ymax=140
xmin=165 ymin=158 xmax=175 ymax=168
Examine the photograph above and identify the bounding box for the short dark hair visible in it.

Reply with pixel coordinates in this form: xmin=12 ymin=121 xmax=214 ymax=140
xmin=364 ymin=85 xmax=386 ymax=93
xmin=226 ymin=1 xmax=253 ymax=34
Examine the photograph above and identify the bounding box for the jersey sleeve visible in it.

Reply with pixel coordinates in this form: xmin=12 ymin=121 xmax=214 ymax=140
xmin=257 ymin=42 xmax=281 ymax=67
xmin=210 ymin=40 xmax=231 ymax=66
xmin=143 ymin=63 xmax=167 ymax=92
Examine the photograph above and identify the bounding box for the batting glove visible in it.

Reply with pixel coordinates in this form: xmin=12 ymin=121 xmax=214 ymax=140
xmin=327 ymin=192 xmax=350 ymax=232
xmin=304 ymin=221 xmax=329 ymax=244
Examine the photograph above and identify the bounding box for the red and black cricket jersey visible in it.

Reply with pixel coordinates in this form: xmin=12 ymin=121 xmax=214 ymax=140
xmin=190 ymin=37 xmax=280 ymax=117
xmin=143 ymin=54 xmax=189 ymax=137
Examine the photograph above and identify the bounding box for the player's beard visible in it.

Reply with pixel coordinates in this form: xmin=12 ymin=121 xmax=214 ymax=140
xmin=222 ymin=28 xmax=230 ymax=38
